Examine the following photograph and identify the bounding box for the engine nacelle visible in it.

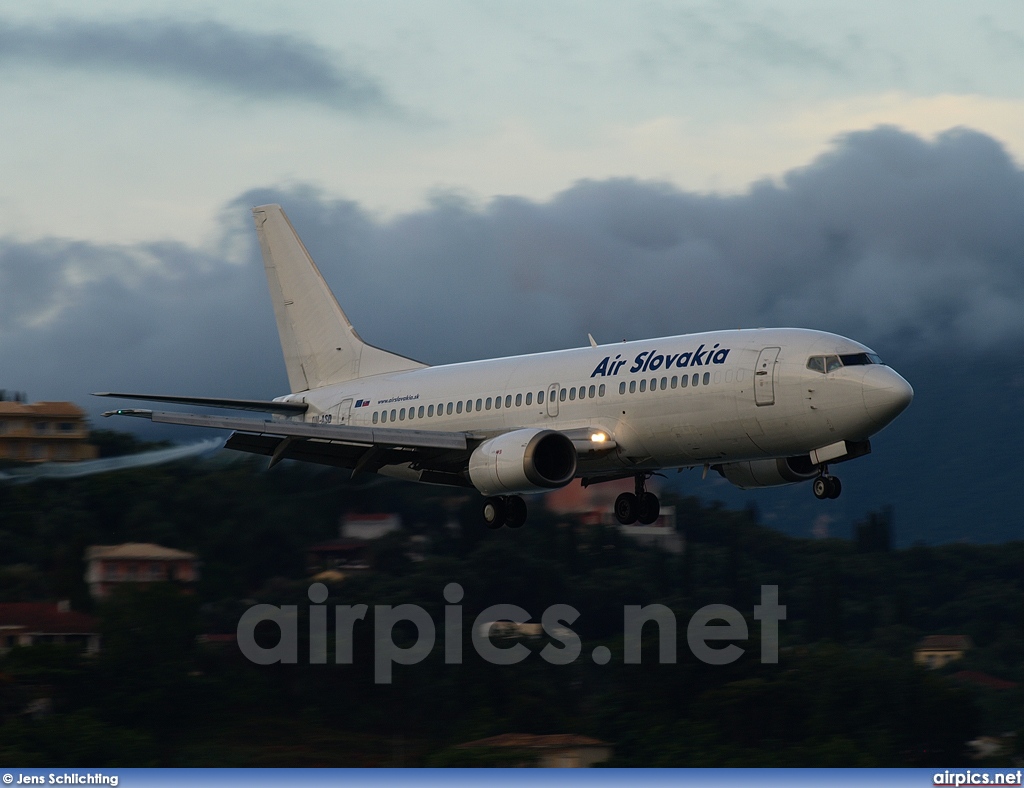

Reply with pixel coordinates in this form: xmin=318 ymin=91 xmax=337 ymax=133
xmin=714 ymin=456 xmax=819 ymax=490
xmin=468 ymin=429 xmax=577 ymax=496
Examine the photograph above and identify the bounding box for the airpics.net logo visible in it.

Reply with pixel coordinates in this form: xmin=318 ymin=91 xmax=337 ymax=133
xmin=236 ymin=583 xmax=786 ymax=684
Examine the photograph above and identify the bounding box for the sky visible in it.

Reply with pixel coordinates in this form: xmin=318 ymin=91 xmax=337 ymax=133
xmin=2 ymin=2 xmax=1024 ymax=542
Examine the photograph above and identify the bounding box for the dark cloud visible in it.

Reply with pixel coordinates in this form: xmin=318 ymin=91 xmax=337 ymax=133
xmin=0 ymin=17 xmax=392 ymax=111
xmin=2 ymin=126 xmax=1024 ymax=421
xmin=238 ymin=126 xmax=1024 ymax=364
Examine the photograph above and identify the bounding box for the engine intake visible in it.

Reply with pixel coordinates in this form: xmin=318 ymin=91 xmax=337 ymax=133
xmin=468 ymin=428 xmax=578 ymax=496
xmin=714 ymin=457 xmax=819 ymax=489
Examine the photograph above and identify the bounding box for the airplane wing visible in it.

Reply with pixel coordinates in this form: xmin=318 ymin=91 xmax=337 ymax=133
xmin=102 ymin=408 xmax=476 ymax=485
xmin=93 ymin=392 xmax=309 ymax=415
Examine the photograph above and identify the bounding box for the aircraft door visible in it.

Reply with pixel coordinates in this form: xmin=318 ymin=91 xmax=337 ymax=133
xmin=333 ymin=398 xmax=353 ymax=424
xmin=547 ymin=384 xmax=559 ymax=417
xmin=754 ymin=347 xmax=780 ymax=406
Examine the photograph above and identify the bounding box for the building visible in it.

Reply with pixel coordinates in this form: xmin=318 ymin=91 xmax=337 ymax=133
xmin=341 ymin=513 xmax=402 ymax=540
xmin=454 ymin=734 xmax=612 ymax=767
xmin=477 ymin=621 xmax=544 ymax=640
xmin=913 ymin=634 xmax=973 ymax=669
xmin=0 ymin=601 xmax=100 ymax=654
xmin=545 ymin=479 xmax=683 ymax=552
xmin=0 ymin=400 xmax=98 ymax=463
xmin=307 ymin=513 xmax=423 ymax=578
xmin=84 ymin=543 xmax=199 ymax=599
xmin=306 ymin=538 xmax=372 ymax=576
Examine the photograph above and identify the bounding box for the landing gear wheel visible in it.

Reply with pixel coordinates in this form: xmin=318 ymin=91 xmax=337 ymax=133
xmin=637 ymin=492 xmax=661 ymax=524
xmin=827 ymin=477 xmax=842 ymax=499
xmin=812 ymin=477 xmax=830 ymax=500
xmin=483 ymin=497 xmax=506 ymax=529
xmin=615 ymin=492 xmax=639 ymax=525
xmin=505 ymin=496 xmax=528 ymax=528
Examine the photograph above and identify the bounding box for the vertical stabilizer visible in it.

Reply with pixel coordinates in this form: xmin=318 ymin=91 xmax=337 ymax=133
xmin=252 ymin=204 xmax=427 ymax=392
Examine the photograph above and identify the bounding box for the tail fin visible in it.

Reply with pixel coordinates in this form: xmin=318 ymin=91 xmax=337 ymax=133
xmin=252 ymin=204 xmax=426 ymax=392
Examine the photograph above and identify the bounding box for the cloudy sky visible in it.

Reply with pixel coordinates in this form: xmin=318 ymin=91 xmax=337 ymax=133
xmin=1 ymin=0 xmax=1023 ymax=411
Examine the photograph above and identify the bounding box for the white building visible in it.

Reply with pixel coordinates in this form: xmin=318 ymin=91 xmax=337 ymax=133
xmin=341 ymin=513 xmax=402 ymax=540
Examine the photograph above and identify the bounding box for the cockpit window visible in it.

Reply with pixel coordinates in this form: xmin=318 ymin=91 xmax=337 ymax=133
xmin=840 ymin=352 xmax=883 ymax=366
xmin=807 ymin=352 xmax=884 ymax=373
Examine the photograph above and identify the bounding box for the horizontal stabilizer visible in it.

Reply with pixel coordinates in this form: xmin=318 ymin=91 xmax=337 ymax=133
xmin=93 ymin=392 xmax=308 ymax=415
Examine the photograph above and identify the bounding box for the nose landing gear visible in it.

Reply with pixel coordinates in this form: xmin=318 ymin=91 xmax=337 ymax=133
xmin=614 ymin=473 xmax=661 ymax=525
xmin=812 ymin=469 xmax=842 ymax=500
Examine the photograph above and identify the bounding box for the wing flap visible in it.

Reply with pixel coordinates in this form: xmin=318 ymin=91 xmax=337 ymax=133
xmin=103 ymin=408 xmax=468 ymax=451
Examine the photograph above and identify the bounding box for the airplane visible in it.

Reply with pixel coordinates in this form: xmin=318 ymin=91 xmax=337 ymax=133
xmin=96 ymin=204 xmax=914 ymax=529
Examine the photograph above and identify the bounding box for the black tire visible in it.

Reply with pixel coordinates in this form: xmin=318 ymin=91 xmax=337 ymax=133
xmin=614 ymin=492 xmax=639 ymax=525
xmin=827 ymin=477 xmax=842 ymax=499
xmin=637 ymin=492 xmax=660 ymax=524
xmin=483 ymin=497 xmax=506 ymax=529
xmin=812 ymin=477 xmax=829 ymax=500
xmin=505 ymin=496 xmax=528 ymax=528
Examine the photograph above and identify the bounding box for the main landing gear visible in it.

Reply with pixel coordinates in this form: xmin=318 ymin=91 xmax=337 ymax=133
xmin=482 ymin=495 xmax=528 ymax=529
xmin=614 ymin=473 xmax=661 ymax=525
xmin=812 ymin=467 xmax=842 ymax=500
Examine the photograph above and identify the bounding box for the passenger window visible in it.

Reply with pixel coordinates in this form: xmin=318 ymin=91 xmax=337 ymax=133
xmin=629 ymin=380 xmax=636 ymax=393
xmin=516 ymin=393 xmax=522 ymax=406
xmin=671 ymin=376 xmax=678 ymax=389
xmin=486 ymin=397 xmax=492 ymax=410
xmin=589 ymin=385 xmax=596 ymax=398
xmin=456 ymin=402 xmax=463 ymax=414
xmin=476 ymin=398 xmax=482 ymax=411
xmin=681 ymin=375 xmax=688 ymax=388
xmin=538 ymin=391 xmax=545 ymax=404
xmin=526 ymin=392 xmax=533 ymax=406
xmin=599 ymin=384 xmax=605 ymax=397
xmin=400 ymin=408 xmax=406 ymax=420
xmin=703 ymin=372 xmax=710 ymax=385
xmin=495 ymin=396 xmax=502 ymax=410
xmin=391 ymin=409 xmax=397 ymax=421
xmin=466 ymin=399 xmax=472 ymax=412
xmin=505 ymin=395 xmax=512 ymax=408
xmin=639 ymin=379 xmax=647 ymax=392
xmin=418 ymin=406 xmax=424 ymax=418
xmin=428 ymin=405 xmax=434 ymax=417
xmin=826 ymin=356 xmax=842 ymax=373
xmin=619 ymin=382 xmax=626 ymax=394
xmin=447 ymin=403 xmax=453 ymax=415
xmin=691 ymin=374 xmax=698 ymax=387
xmin=408 ymin=408 xmax=414 ymax=420
xmin=560 ymin=388 xmax=567 ymax=402
xmin=569 ymin=388 xmax=576 ymax=401
xmin=807 ymin=356 xmax=825 ymax=373
xmin=578 ymin=387 xmax=585 ymax=400
xmin=373 ymin=412 xmax=379 ymax=424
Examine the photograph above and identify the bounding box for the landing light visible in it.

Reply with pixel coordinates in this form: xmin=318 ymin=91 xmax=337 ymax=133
xmin=590 ymin=432 xmax=608 ymax=443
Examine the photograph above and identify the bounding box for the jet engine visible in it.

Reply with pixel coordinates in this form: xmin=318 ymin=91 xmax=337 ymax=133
xmin=468 ymin=429 xmax=577 ymax=496
xmin=714 ymin=456 xmax=819 ymax=489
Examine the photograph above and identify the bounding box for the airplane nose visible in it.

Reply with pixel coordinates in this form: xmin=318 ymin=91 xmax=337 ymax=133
xmin=862 ymin=367 xmax=914 ymax=428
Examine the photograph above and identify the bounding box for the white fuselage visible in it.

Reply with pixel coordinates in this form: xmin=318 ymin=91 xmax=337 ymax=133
xmin=275 ymin=327 xmax=913 ymax=484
